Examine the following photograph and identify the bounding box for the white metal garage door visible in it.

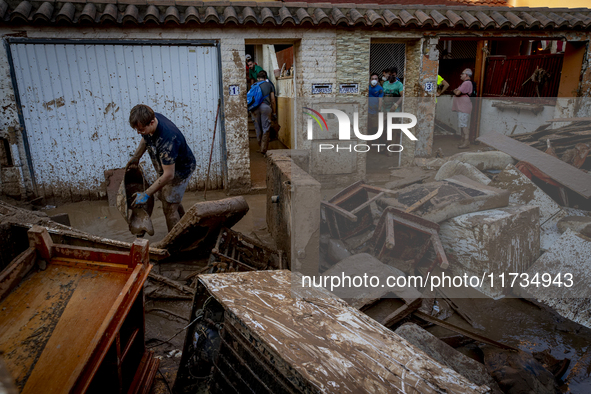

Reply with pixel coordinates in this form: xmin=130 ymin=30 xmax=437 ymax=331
xmin=9 ymin=40 xmax=223 ymax=202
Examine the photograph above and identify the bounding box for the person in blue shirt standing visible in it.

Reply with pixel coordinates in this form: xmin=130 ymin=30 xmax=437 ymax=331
xmin=127 ymin=104 xmax=197 ymax=232
xmin=368 ymin=72 xmax=384 ymax=134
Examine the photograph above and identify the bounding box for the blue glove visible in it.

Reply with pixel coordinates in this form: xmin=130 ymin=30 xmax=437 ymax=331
xmin=132 ymin=192 xmax=149 ymax=206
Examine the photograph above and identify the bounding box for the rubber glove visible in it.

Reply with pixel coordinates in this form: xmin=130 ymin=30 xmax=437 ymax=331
xmin=132 ymin=192 xmax=149 ymax=206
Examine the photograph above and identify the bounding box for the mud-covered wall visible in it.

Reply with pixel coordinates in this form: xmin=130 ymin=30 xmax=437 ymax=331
xmin=0 ymin=33 xmax=33 ymax=199
xmin=0 ymin=26 xmax=339 ymax=200
xmin=266 ymin=150 xmax=320 ymax=274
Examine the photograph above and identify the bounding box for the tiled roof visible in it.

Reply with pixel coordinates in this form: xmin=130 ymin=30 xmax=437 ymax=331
xmin=285 ymin=0 xmax=511 ymax=5
xmin=0 ymin=0 xmax=590 ymax=29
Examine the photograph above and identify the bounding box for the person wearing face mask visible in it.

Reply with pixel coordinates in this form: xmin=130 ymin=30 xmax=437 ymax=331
xmin=368 ymin=73 xmax=384 ymax=133
xmin=381 ymin=68 xmax=390 ymax=85
xmin=382 ymin=67 xmax=404 ymax=113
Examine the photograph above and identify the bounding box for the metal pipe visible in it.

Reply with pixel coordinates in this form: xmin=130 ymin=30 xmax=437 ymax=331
xmin=204 ymin=99 xmax=222 ymax=200
xmin=3 ymin=39 xmax=38 ymax=196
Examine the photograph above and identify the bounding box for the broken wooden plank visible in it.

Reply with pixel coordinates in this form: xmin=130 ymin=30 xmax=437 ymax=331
xmin=546 ymin=117 xmax=591 ymax=123
xmin=414 ymin=311 xmax=518 ymax=351
xmin=0 ymin=248 xmax=36 ymax=303
xmin=350 ymin=192 xmax=384 ymax=215
xmin=381 ymin=298 xmax=422 ymax=327
xmin=478 ymin=133 xmax=591 ymax=198
xmin=148 ymin=272 xmax=195 ymax=296
xmin=321 ymin=201 xmax=358 ymax=222
xmin=405 ymin=188 xmax=439 ymax=213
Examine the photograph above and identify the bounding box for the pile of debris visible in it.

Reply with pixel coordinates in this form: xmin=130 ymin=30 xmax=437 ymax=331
xmin=313 ymin=130 xmax=591 ymax=392
xmin=510 ymin=119 xmax=591 ymax=170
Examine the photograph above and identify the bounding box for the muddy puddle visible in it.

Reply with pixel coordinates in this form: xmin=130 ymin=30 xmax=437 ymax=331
xmin=426 ymin=287 xmax=591 ymax=392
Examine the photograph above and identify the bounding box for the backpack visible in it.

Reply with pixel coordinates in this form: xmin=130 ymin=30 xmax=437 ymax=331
xmin=247 ymin=81 xmax=269 ymax=111
xmin=470 ymin=81 xmax=477 ymax=97
xmin=462 ymin=81 xmax=477 ymax=98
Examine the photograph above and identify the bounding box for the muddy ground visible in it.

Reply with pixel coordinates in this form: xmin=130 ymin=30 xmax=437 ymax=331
xmin=40 ymin=140 xmax=591 ymax=393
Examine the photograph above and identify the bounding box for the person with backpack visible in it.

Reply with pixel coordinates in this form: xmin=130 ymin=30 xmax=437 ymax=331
xmin=452 ymin=68 xmax=476 ymax=149
xmin=248 ymin=70 xmax=276 ymax=154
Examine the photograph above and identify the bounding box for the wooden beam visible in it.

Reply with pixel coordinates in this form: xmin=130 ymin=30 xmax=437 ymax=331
xmin=546 ymin=117 xmax=591 ymax=123
xmin=0 ymin=247 xmax=36 ymax=302
xmin=350 ymin=192 xmax=384 ymax=215
xmin=321 ymin=201 xmax=358 ymax=222
xmin=414 ymin=311 xmax=517 ymax=351
xmin=405 ymin=189 xmax=439 ymax=213
xmin=478 ymin=132 xmax=591 ymax=198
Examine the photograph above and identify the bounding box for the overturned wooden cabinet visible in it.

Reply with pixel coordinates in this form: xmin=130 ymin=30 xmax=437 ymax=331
xmin=0 ymin=226 xmax=158 ymax=393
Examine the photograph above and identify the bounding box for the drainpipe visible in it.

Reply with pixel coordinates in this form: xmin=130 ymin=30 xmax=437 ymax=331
xmin=4 ymin=39 xmax=38 ymax=197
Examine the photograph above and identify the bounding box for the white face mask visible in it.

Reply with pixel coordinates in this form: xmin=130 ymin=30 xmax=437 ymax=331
xmin=382 ymin=76 xmax=388 ymax=81
xmin=371 ymin=80 xmax=378 ymax=86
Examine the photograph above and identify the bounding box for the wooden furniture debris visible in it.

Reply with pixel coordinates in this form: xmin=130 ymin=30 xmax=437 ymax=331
xmin=0 ymin=226 xmax=158 ymax=394
xmin=0 ymin=200 xmax=169 ymax=261
xmin=174 ymin=270 xmax=489 ymax=394
xmin=154 ymin=196 xmax=249 ymax=255
xmin=377 ymin=175 xmax=510 ymax=223
xmin=209 ymin=227 xmax=284 ymax=273
xmin=414 ymin=311 xmax=517 ymax=351
xmin=478 ymin=132 xmax=591 ymax=199
xmin=371 ymin=207 xmax=449 ymax=270
xmin=405 ymin=188 xmax=439 ymax=213
xmin=511 ymin=120 xmax=591 ymax=170
xmin=322 ymin=253 xmax=423 ymax=327
xmin=322 ymin=181 xmax=398 ymax=240
xmin=491 ymin=101 xmax=544 ymax=115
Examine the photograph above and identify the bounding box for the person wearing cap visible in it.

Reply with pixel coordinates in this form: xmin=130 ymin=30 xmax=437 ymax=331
xmin=452 ymin=68 xmax=474 ymax=149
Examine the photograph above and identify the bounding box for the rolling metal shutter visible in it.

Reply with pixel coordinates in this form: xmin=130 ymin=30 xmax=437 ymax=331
xmin=9 ymin=40 xmax=223 ymax=202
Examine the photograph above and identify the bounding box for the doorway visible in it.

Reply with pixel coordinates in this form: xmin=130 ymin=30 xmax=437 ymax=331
xmin=368 ymin=42 xmax=406 ymax=173
xmin=246 ymin=43 xmax=294 ymax=189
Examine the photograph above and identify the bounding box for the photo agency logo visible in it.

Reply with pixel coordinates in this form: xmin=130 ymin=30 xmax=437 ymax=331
xmin=303 ymin=107 xmax=418 ymax=153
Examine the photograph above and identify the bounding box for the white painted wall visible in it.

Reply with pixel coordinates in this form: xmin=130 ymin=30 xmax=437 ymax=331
xmin=436 ymin=97 xmax=556 ymax=136
xmin=478 ymin=99 xmax=556 ymax=136
xmin=434 ymin=96 xmax=457 ymax=134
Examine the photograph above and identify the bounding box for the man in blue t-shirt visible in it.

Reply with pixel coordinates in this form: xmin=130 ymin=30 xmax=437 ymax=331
xmin=368 ymin=73 xmax=384 ymax=133
xmin=127 ymin=104 xmax=197 ymax=231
